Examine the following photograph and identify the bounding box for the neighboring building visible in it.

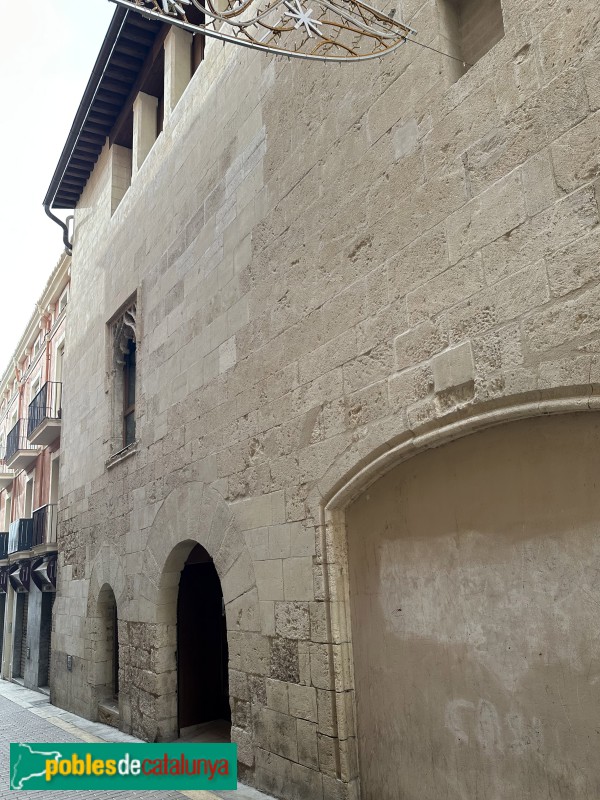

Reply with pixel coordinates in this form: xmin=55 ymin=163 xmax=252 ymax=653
xmin=0 ymin=253 xmax=69 ymax=693
xmin=42 ymin=1 xmax=600 ymax=798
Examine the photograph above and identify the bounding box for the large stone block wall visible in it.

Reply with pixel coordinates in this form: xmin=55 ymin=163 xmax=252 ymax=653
xmin=52 ymin=0 xmax=600 ymax=797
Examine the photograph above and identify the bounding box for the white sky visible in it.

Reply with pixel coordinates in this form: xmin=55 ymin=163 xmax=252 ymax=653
xmin=0 ymin=1 xmax=115 ymax=369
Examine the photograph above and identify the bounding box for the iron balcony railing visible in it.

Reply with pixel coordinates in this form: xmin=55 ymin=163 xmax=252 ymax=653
xmin=5 ymin=420 xmax=37 ymax=463
xmin=0 ymin=533 xmax=8 ymax=560
xmin=0 ymin=446 xmax=15 ymax=475
xmin=8 ymin=518 xmax=33 ymax=554
xmin=27 ymin=382 xmax=62 ymax=438
xmin=32 ymin=504 xmax=58 ymax=547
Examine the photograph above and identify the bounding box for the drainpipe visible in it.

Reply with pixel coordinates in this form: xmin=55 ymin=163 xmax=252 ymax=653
xmin=44 ymin=205 xmax=72 ymax=256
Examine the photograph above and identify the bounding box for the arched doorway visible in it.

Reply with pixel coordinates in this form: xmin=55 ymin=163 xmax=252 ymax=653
xmin=346 ymin=412 xmax=600 ymax=799
xmin=93 ymin=584 xmax=119 ymax=725
xmin=177 ymin=544 xmax=231 ymax=741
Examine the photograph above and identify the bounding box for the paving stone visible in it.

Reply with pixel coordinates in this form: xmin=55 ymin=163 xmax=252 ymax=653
xmin=0 ymin=681 xmax=274 ymax=800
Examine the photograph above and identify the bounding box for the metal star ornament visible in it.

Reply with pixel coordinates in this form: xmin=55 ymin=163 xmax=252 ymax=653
xmin=111 ymin=0 xmax=417 ymax=62
xmin=283 ymin=0 xmax=323 ymax=38
xmin=161 ymin=0 xmax=191 ymax=14
xmin=138 ymin=0 xmax=191 ymax=16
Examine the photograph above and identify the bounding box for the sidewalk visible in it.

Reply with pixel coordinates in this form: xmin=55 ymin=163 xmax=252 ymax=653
xmin=0 ymin=681 xmax=272 ymax=800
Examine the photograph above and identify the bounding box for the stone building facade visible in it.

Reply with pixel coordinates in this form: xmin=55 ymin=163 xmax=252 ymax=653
xmin=0 ymin=253 xmax=69 ymax=692
xmin=44 ymin=0 xmax=600 ymax=798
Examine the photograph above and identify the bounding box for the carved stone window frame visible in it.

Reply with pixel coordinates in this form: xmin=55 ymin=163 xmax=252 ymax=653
xmin=106 ymin=294 xmax=139 ymax=465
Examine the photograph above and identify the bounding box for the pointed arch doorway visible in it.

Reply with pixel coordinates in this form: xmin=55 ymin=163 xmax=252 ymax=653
xmin=177 ymin=544 xmax=231 ymax=742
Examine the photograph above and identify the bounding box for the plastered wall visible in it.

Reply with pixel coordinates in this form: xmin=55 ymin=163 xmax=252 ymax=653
xmin=347 ymin=413 xmax=600 ymax=799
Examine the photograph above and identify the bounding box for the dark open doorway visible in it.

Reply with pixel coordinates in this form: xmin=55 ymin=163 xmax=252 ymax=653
xmin=38 ymin=591 xmax=55 ymax=689
xmin=13 ymin=593 xmax=29 ymax=680
xmin=177 ymin=544 xmax=231 ymax=741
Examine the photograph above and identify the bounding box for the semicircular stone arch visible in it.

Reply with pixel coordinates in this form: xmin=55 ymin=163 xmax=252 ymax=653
xmin=134 ymin=481 xmax=261 ymax=743
xmin=86 ymin=545 xmax=127 ymax=724
xmin=87 ymin=544 xmax=127 ymax=616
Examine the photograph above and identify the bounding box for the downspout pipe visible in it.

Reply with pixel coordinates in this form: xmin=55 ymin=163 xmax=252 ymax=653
xmin=43 ymin=7 xmax=128 ymax=255
xmin=44 ymin=205 xmax=72 ymax=256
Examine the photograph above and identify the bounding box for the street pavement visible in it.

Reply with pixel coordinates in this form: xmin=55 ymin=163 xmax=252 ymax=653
xmin=0 ymin=681 xmax=270 ymax=800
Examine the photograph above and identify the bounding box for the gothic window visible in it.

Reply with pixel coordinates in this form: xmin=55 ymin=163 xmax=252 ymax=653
xmin=109 ymin=300 xmax=138 ymax=457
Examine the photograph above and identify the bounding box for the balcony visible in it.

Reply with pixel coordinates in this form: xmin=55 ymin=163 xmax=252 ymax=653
xmin=8 ymin=518 xmax=33 ymax=555
xmin=0 ymin=532 xmax=7 ymax=560
xmin=5 ymin=420 xmax=40 ymax=470
xmin=32 ymin=504 xmax=58 ymax=548
xmin=28 ymin=382 xmax=63 ymax=446
xmin=0 ymin=449 xmax=15 ymax=490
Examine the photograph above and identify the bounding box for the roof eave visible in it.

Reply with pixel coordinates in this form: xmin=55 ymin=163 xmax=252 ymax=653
xmin=42 ymin=6 xmax=129 ymax=210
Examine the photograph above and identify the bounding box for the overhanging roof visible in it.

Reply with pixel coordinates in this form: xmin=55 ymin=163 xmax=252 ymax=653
xmin=43 ymin=7 xmax=163 ymax=211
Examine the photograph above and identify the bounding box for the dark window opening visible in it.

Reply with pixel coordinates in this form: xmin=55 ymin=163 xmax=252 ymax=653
xmin=439 ymin=0 xmax=505 ymax=82
xmin=157 ymin=93 xmax=165 ymax=136
xmin=192 ymin=33 xmax=205 ymax=73
xmin=187 ymin=6 xmax=205 ymax=72
xmin=113 ymin=110 xmax=133 ymax=150
xmin=123 ymin=338 xmax=136 ymax=447
xmin=143 ymin=47 xmax=165 ymax=135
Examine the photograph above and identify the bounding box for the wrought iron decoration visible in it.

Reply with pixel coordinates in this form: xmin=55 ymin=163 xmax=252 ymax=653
xmin=110 ymin=0 xmax=416 ymax=62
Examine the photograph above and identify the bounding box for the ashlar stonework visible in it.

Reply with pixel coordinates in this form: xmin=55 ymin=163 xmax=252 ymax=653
xmin=50 ymin=0 xmax=600 ymax=798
